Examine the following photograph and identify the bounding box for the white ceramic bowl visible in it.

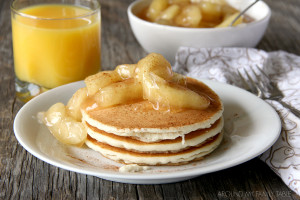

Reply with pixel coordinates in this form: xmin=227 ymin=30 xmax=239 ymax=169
xmin=128 ymin=0 xmax=271 ymax=64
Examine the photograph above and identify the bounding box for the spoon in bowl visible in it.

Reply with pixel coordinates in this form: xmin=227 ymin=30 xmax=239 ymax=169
xmin=229 ymin=0 xmax=261 ymax=27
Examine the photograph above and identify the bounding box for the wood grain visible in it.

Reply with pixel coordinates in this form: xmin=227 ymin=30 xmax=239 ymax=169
xmin=1 ymin=0 xmax=300 ymax=199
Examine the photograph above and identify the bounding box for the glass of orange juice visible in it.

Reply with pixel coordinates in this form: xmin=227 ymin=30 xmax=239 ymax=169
xmin=11 ymin=0 xmax=101 ymax=102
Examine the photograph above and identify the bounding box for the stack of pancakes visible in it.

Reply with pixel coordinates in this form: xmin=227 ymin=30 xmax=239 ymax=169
xmin=83 ymin=78 xmax=224 ymax=166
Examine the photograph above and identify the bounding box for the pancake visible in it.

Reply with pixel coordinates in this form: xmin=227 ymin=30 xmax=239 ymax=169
xmin=86 ymin=117 xmax=224 ymax=153
xmin=83 ymin=77 xmax=224 ymax=166
xmin=82 ymin=78 xmax=223 ymax=142
xmin=85 ymin=131 xmax=223 ymax=165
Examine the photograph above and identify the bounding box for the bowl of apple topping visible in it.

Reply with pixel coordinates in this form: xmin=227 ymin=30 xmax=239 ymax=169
xmin=127 ymin=0 xmax=271 ymax=63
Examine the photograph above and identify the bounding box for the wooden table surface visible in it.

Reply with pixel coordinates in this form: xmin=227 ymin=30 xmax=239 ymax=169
xmin=1 ymin=0 xmax=300 ymax=199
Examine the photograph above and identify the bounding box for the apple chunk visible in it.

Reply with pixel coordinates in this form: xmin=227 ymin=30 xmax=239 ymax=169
xmin=66 ymin=87 xmax=88 ymax=121
xmin=137 ymin=53 xmax=173 ymax=82
xmin=144 ymin=73 xmax=210 ymax=110
xmin=84 ymin=71 xmax=122 ymax=96
xmin=43 ymin=103 xmax=87 ymax=146
xmin=93 ymin=78 xmax=143 ymax=108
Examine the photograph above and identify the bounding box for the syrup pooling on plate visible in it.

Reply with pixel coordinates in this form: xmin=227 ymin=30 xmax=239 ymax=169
xmin=137 ymin=0 xmax=254 ymax=28
xmin=40 ymin=53 xmax=211 ymax=146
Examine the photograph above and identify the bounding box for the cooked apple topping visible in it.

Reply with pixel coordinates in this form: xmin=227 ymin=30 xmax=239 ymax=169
xmin=137 ymin=0 xmax=253 ymax=28
xmin=83 ymin=53 xmax=210 ymax=110
xmin=41 ymin=102 xmax=87 ymax=146
xmin=136 ymin=53 xmax=210 ymax=109
xmin=41 ymin=53 xmax=210 ymax=145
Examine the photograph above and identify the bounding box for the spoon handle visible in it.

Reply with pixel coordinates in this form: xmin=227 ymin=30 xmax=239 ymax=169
xmin=229 ymin=0 xmax=260 ymax=27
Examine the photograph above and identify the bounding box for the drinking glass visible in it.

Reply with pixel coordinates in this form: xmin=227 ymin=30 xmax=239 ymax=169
xmin=11 ymin=0 xmax=101 ymax=102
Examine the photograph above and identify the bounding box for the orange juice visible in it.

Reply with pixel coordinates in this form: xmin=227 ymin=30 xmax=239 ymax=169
xmin=11 ymin=4 xmax=101 ymax=89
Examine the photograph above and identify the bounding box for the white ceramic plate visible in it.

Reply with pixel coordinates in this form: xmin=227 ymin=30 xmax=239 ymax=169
xmin=14 ymin=80 xmax=281 ymax=184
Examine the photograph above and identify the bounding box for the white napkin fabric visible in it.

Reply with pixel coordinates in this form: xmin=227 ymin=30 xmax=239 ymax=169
xmin=173 ymin=47 xmax=300 ymax=195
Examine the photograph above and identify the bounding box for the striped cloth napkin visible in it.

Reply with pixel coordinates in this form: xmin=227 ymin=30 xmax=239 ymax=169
xmin=173 ymin=47 xmax=300 ymax=196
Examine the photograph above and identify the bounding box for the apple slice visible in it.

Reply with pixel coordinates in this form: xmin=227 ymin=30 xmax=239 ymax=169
xmin=84 ymin=71 xmax=122 ymax=96
xmin=66 ymin=87 xmax=88 ymax=121
xmin=93 ymin=78 xmax=143 ymax=108
xmin=44 ymin=103 xmax=87 ymax=146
